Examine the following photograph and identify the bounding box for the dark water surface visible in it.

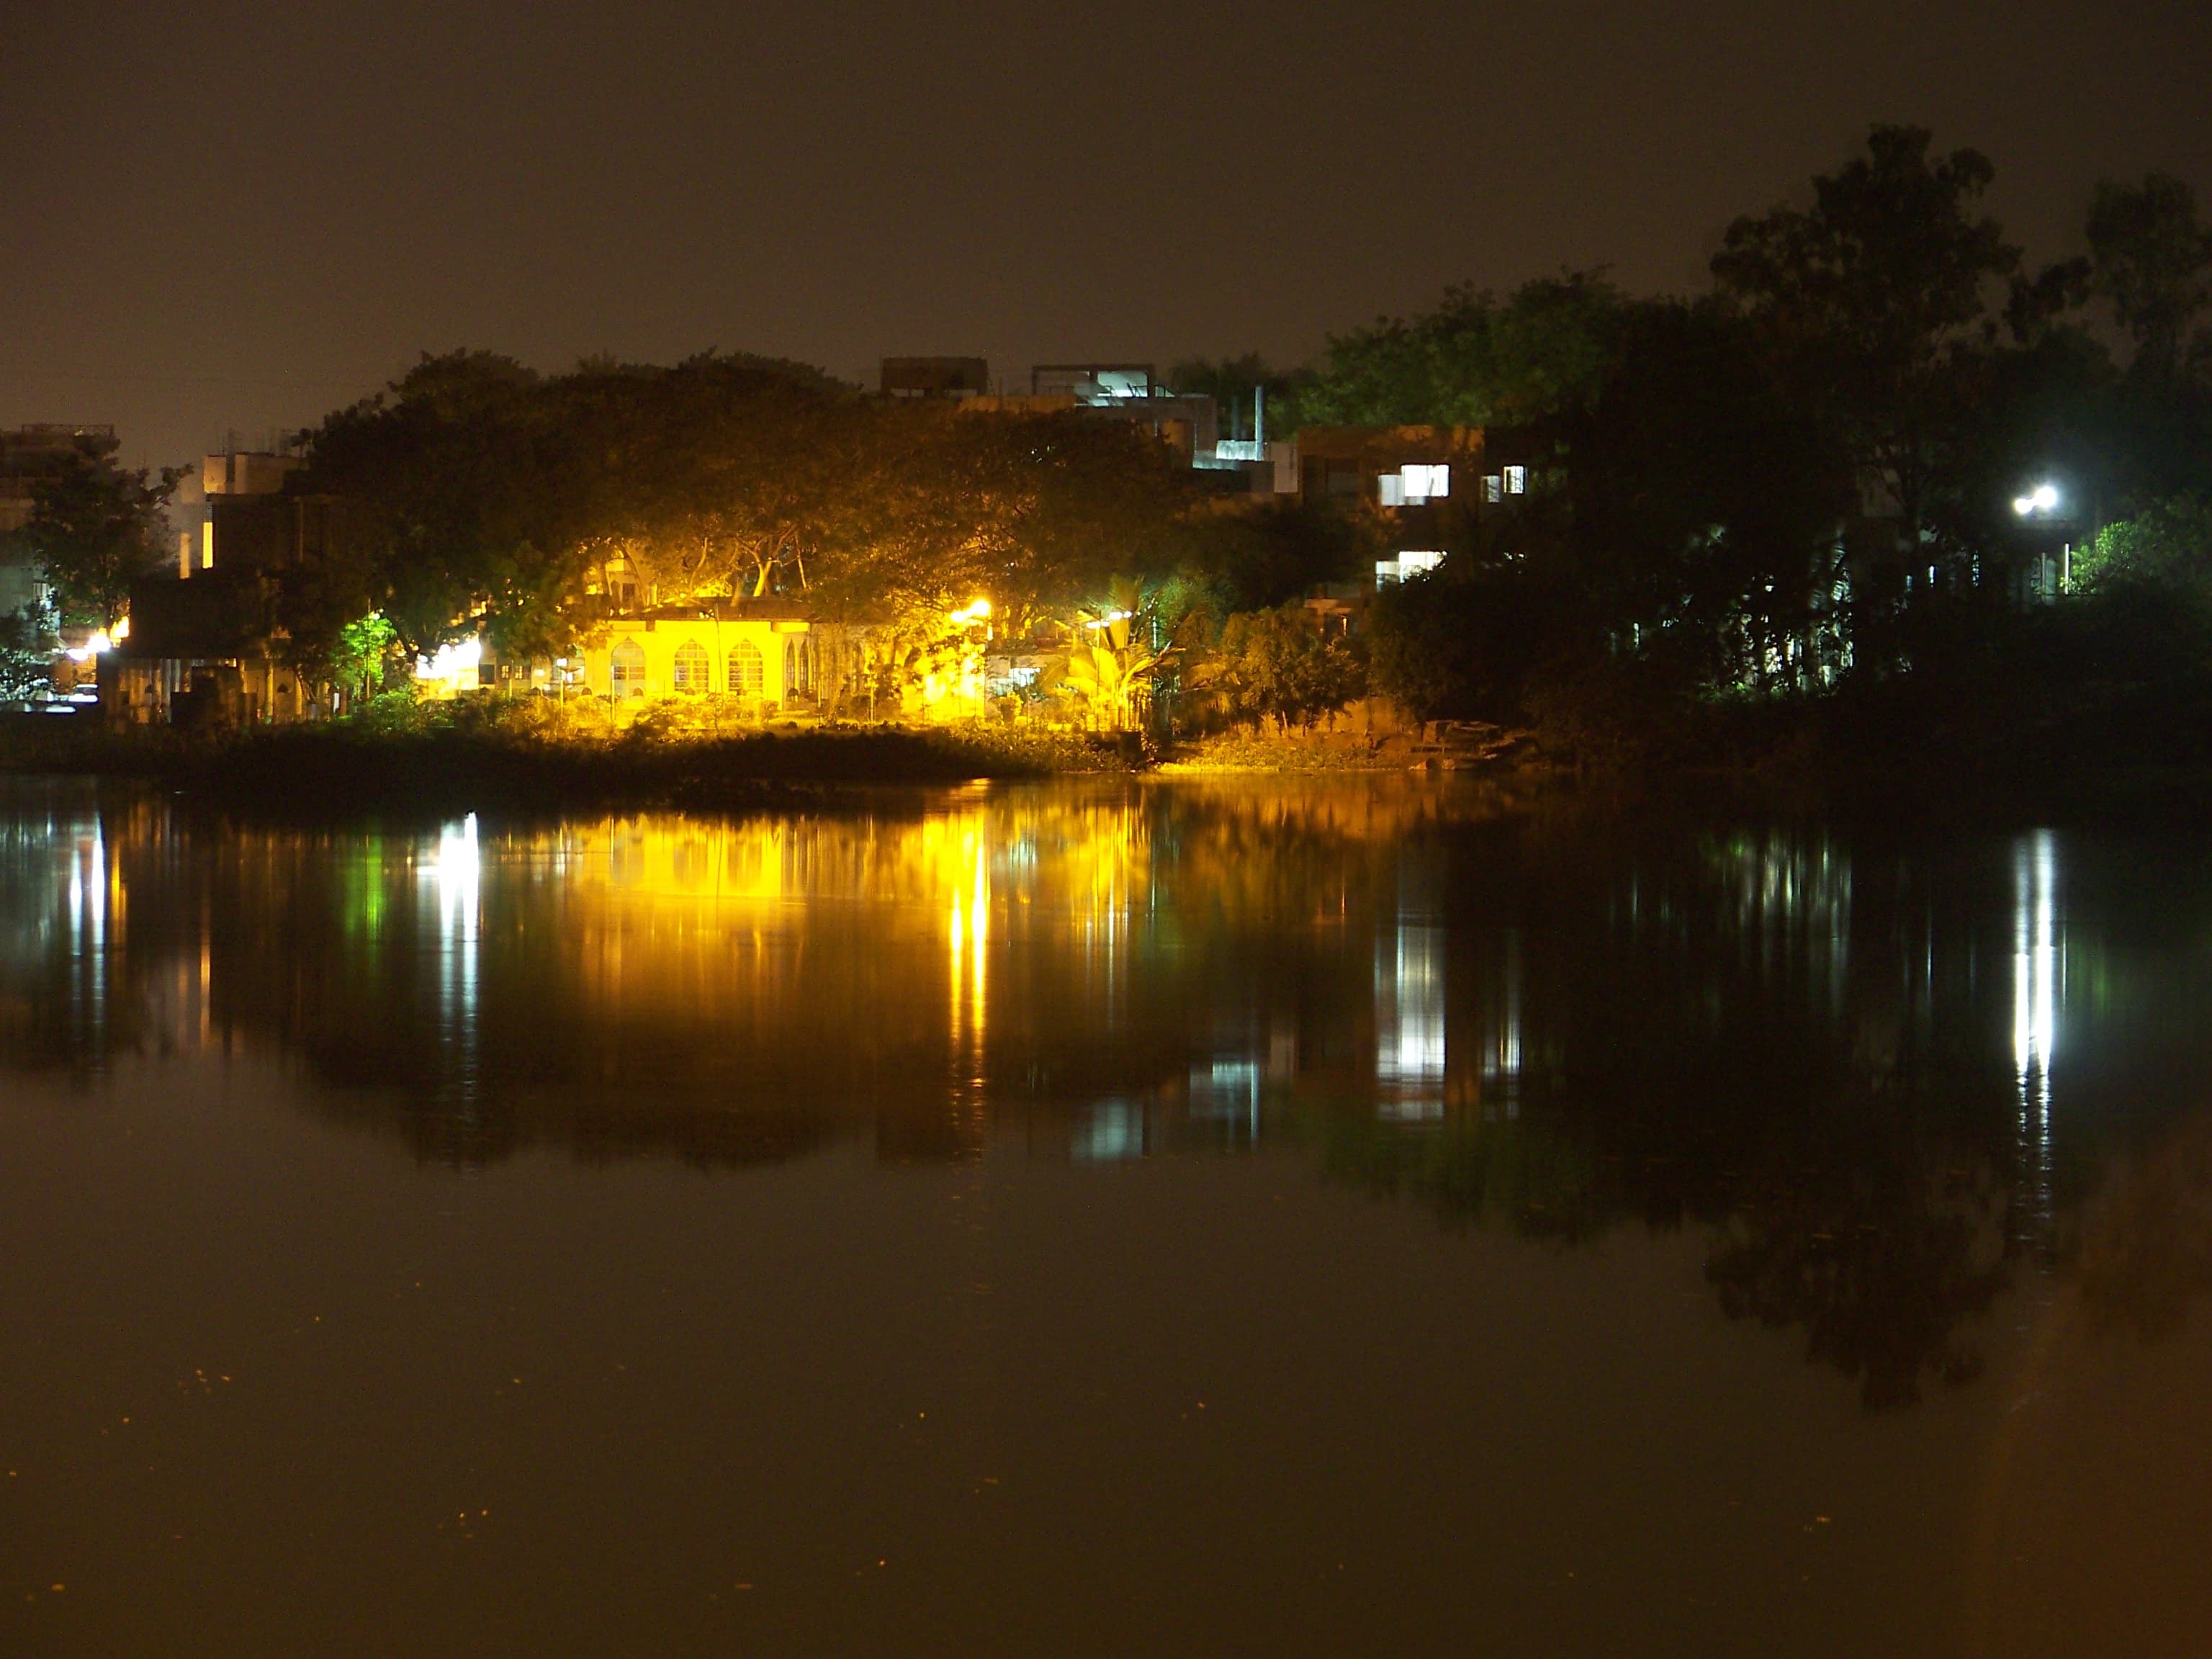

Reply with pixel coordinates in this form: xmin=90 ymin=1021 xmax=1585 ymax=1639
xmin=4 ymin=775 xmax=2212 ymax=1657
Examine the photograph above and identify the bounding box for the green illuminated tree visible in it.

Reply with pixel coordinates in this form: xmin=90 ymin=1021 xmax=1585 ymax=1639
xmin=327 ymin=612 xmax=400 ymax=704
xmin=2072 ymin=493 xmax=2212 ymax=601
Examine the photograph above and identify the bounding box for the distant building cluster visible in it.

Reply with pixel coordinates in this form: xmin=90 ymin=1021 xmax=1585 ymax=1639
xmin=0 ymin=343 xmax=2078 ymax=726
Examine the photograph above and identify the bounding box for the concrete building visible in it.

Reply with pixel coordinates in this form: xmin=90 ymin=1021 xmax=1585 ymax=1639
xmin=881 ymin=356 xmax=990 ymax=400
xmin=570 ymin=601 xmax=832 ymax=719
xmin=104 ymin=444 xmax=328 ymax=727
xmin=958 ymin=362 xmax=1224 ymax=464
xmin=0 ymin=424 xmax=115 ymax=618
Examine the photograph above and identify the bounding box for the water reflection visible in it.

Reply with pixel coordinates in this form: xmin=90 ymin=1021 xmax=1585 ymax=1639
xmin=430 ymin=812 xmax=482 ymax=1107
xmin=2015 ymin=829 xmax=2059 ymax=1256
xmin=5 ymin=778 xmax=2212 ymax=1408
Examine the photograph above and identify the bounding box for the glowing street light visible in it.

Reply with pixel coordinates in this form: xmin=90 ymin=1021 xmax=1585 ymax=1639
xmin=947 ymin=598 xmax=992 ymax=625
xmin=65 ymin=627 xmax=117 ymax=663
xmin=2013 ymin=482 xmax=2061 ymax=517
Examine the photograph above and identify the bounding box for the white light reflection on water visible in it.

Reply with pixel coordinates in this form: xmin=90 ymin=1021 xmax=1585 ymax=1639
xmin=2013 ymin=830 xmax=2060 ymax=1252
xmin=1377 ymin=855 xmax=1446 ymax=1121
xmin=1071 ymin=1097 xmax=1146 ymax=1162
xmin=428 ymin=814 xmax=482 ymax=1105
xmin=1189 ymin=1057 xmax=1262 ymax=1144
xmin=60 ymin=822 xmax=109 ymax=1043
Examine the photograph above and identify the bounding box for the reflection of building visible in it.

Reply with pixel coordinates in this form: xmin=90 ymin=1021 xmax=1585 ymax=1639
xmin=0 ymin=783 xmax=1675 ymax=1168
xmin=1376 ymin=854 xmax=1447 ymax=1120
xmin=1475 ymin=930 xmax=1524 ymax=1120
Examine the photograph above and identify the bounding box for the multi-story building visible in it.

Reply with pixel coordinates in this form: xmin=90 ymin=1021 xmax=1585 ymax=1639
xmin=104 ymin=444 xmax=326 ymax=727
xmin=0 ymin=423 xmax=116 ymax=618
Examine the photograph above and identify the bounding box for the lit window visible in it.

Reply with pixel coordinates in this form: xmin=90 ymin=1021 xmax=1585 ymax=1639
xmin=610 ymin=639 xmax=647 ymax=698
xmin=1403 ymin=464 xmax=1448 ymax=502
xmin=727 ymin=639 xmax=764 ymax=698
xmin=1377 ymin=474 xmax=1406 ymax=507
xmin=1503 ymin=465 xmax=1527 ymax=495
xmin=1484 ymin=474 xmax=1503 ymax=503
xmin=1398 ymin=550 xmax=1443 ymax=577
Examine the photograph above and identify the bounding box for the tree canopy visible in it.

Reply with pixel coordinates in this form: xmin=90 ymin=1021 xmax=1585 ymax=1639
xmin=1290 ymin=271 xmax=1628 ymax=431
xmin=5 ymin=435 xmax=179 ymax=629
xmin=295 ymin=351 xmax=1203 ymax=667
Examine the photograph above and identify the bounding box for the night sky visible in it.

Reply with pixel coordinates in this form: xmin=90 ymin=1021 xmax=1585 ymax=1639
xmin=5 ymin=0 xmax=2208 ymax=468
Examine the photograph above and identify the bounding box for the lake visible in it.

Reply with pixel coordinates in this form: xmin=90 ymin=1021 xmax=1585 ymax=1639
xmin=4 ymin=775 xmax=2211 ymax=1656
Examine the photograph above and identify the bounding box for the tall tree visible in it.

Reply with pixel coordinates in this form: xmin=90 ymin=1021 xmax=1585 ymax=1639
xmin=1295 ymin=271 xmax=1627 ymax=431
xmin=2086 ymin=173 xmax=2212 ymax=382
xmin=1565 ymin=298 xmax=1851 ymax=689
xmin=1164 ymin=354 xmax=1310 ymax=442
xmin=6 ymin=437 xmax=179 ymax=629
xmin=1713 ymin=125 xmax=2021 ymax=597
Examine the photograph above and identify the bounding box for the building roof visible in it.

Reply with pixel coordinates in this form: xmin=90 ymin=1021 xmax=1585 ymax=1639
xmin=621 ymin=597 xmax=819 ymax=624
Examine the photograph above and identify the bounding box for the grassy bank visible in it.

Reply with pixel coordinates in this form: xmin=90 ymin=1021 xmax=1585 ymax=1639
xmin=9 ymin=688 xmax=2212 ymax=830
xmin=0 ymin=711 xmax=1140 ymax=817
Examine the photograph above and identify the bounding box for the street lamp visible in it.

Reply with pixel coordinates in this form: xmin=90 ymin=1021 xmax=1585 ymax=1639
xmin=2010 ymin=482 xmax=2071 ymax=597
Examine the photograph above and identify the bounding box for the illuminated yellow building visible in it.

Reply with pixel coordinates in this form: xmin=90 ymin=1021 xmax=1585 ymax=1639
xmin=570 ymin=603 xmax=823 ymax=713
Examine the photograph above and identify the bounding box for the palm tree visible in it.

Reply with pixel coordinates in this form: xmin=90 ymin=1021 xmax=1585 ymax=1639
xmin=1055 ymin=576 xmax=1197 ymax=732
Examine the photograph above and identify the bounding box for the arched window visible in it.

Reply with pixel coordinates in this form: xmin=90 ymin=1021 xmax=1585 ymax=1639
xmin=671 ymin=639 xmax=710 ymax=693
xmin=610 ymin=639 xmax=647 ymax=699
xmin=727 ymin=639 xmax=765 ymax=699
xmin=783 ymin=637 xmax=813 ymax=698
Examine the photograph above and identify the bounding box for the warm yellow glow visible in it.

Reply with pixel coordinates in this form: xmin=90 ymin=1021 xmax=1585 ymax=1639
xmin=111 ymin=616 xmax=131 ymax=643
xmin=84 ymin=629 xmax=114 ymax=655
xmin=34 ymin=779 xmax=1473 ymax=1097
xmin=414 ymin=637 xmax=483 ymax=687
xmin=947 ymin=598 xmax=992 ymax=624
xmin=946 ymin=822 xmax=990 ymax=1064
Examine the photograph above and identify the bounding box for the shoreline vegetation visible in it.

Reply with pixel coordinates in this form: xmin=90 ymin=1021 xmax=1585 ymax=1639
xmin=6 ymin=695 xmax=2211 ymax=829
xmin=4 ymin=132 xmax=2208 ymax=837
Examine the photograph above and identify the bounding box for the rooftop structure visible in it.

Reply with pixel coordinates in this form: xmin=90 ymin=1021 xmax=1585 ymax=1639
xmin=1 ymin=423 xmax=117 ymax=534
xmin=881 ymin=356 xmax=991 ymax=399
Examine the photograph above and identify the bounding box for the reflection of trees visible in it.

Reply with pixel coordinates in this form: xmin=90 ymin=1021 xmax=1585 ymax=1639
xmin=1316 ymin=1113 xmax=1613 ymax=1244
xmin=1316 ymin=1092 xmax=2015 ymax=1409
xmin=6 ymin=779 xmax=2209 ymax=1407
xmin=1704 ymin=1131 xmax=2010 ymax=1409
xmin=2074 ymin=1111 xmax=2212 ymax=1341
xmin=0 ymin=779 xmax=1461 ymax=1169
xmin=1312 ymin=818 xmax=2051 ymax=1408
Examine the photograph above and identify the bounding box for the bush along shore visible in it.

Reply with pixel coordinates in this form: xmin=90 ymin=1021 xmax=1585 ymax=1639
xmin=0 ymin=703 xmax=1148 ymax=819
xmin=10 ymin=666 xmax=2212 ymax=829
